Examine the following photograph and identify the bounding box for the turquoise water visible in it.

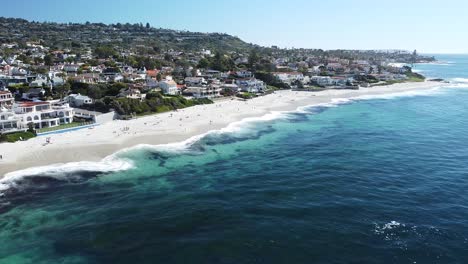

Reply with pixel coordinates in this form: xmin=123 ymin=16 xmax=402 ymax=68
xmin=1 ymin=55 xmax=468 ymax=263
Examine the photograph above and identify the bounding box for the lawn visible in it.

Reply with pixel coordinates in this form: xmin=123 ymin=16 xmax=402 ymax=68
xmin=37 ymin=122 xmax=94 ymax=134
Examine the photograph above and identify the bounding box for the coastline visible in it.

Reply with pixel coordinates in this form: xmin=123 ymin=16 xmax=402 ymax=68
xmin=0 ymin=81 xmax=443 ymax=178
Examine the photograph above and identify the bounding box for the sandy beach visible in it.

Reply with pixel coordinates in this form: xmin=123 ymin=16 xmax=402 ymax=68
xmin=0 ymin=81 xmax=443 ymax=177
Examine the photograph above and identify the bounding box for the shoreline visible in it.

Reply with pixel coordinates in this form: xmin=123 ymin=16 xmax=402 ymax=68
xmin=0 ymin=81 xmax=443 ymax=178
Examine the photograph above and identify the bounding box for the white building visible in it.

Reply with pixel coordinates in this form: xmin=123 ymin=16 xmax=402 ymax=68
xmin=12 ymin=101 xmax=74 ymax=129
xmin=185 ymin=85 xmax=221 ymax=99
xmin=236 ymin=78 xmax=266 ymax=93
xmin=0 ymin=90 xmax=14 ymax=108
xmin=159 ymin=78 xmax=179 ymax=95
xmin=273 ymin=72 xmax=304 ymax=84
xmin=0 ymin=108 xmax=20 ymax=133
xmin=311 ymin=76 xmax=333 ymax=86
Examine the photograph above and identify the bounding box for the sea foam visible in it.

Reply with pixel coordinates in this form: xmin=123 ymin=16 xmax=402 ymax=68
xmin=0 ymin=156 xmax=133 ymax=194
xmin=0 ymin=82 xmax=454 ymax=194
xmin=452 ymin=78 xmax=468 ymax=84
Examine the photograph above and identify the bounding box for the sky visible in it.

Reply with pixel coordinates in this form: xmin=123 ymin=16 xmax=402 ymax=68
xmin=1 ymin=0 xmax=467 ymax=53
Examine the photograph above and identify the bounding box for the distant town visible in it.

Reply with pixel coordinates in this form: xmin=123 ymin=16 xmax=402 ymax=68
xmin=0 ymin=17 xmax=435 ymax=142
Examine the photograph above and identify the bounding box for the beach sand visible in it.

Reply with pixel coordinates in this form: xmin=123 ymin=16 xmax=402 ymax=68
xmin=0 ymin=81 xmax=443 ymax=177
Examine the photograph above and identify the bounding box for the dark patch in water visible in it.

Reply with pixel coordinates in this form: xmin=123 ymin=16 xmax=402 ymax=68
xmin=0 ymin=171 xmax=103 ymax=213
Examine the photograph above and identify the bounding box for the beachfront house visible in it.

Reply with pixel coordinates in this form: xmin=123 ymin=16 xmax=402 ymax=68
xmin=159 ymin=78 xmax=179 ymax=95
xmin=12 ymin=101 xmax=74 ymax=130
xmin=236 ymin=78 xmax=266 ymax=93
xmin=185 ymin=84 xmax=222 ymax=99
xmin=0 ymin=108 xmax=20 ymax=133
xmin=311 ymin=76 xmax=333 ymax=86
xmin=273 ymin=72 xmax=304 ymax=84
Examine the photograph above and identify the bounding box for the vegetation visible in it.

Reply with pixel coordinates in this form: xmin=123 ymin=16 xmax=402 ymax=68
xmin=110 ymin=92 xmax=213 ymax=117
xmin=405 ymin=72 xmax=426 ymax=82
xmin=236 ymin=92 xmax=256 ymax=100
xmin=254 ymin=72 xmax=290 ymax=89
xmin=0 ymin=131 xmax=36 ymax=143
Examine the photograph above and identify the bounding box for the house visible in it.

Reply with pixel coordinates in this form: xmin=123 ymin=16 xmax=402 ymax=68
xmin=22 ymin=88 xmax=46 ymax=100
xmin=30 ymin=75 xmax=49 ymax=87
xmin=146 ymin=69 xmax=160 ymax=80
xmin=0 ymin=108 xmax=20 ymax=133
xmin=0 ymin=76 xmax=28 ymax=86
xmin=221 ymin=83 xmax=240 ymax=93
xmin=184 ymin=84 xmax=221 ymax=99
xmin=203 ymin=70 xmax=221 ymax=78
xmin=12 ymin=101 xmax=74 ymax=129
xmin=70 ymin=73 xmax=100 ymax=84
xmin=11 ymin=67 xmax=28 ymax=76
xmin=63 ymin=64 xmax=80 ymax=73
xmin=118 ymin=88 xmax=146 ymax=101
xmin=236 ymin=78 xmax=266 ymax=93
xmin=273 ymin=72 xmax=304 ymax=84
xmin=66 ymin=94 xmax=93 ymax=107
xmin=159 ymin=77 xmax=179 ymax=95
xmin=0 ymin=90 xmax=14 ymax=108
xmin=236 ymin=71 xmax=253 ymax=78
xmin=184 ymin=77 xmax=207 ymax=86
xmin=311 ymin=76 xmax=333 ymax=86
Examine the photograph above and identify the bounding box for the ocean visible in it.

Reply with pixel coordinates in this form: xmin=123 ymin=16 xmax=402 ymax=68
xmin=1 ymin=55 xmax=468 ymax=263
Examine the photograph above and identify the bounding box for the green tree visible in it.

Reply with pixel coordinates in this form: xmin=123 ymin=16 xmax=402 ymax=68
xmin=44 ymin=54 xmax=53 ymax=66
xmin=248 ymin=49 xmax=260 ymax=70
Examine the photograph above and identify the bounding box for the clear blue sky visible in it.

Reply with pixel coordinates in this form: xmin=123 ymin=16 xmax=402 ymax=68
xmin=2 ymin=0 xmax=467 ymax=53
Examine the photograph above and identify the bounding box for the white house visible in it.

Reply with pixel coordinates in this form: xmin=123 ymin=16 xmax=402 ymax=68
xmin=30 ymin=75 xmax=48 ymax=87
xmin=0 ymin=90 xmax=14 ymax=108
xmin=12 ymin=101 xmax=74 ymax=129
xmin=273 ymin=72 xmax=304 ymax=84
xmin=185 ymin=84 xmax=221 ymax=99
xmin=118 ymin=88 xmax=146 ymax=101
xmin=159 ymin=78 xmax=179 ymax=95
xmin=0 ymin=108 xmax=20 ymax=133
xmin=236 ymin=78 xmax=266 ymax=93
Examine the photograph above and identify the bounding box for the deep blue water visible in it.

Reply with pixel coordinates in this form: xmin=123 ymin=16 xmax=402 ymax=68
xmin=1 ymin=55 xmax=468 ymax=263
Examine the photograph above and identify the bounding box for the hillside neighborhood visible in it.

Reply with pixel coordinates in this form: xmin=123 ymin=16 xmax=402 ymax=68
xmin=0 ymin=17 xmax=434 ymax=141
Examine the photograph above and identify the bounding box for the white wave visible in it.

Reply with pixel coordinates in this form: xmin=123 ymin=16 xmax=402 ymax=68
xmin=374 ymin=221 xmax=406 ymax=235
xmin=452 ymin=78 xmax=468 ymax=84
xmin=0 ymin=82 xmax=455 ymax=194
xmin=387 ymin=63 xmax=407 ymax=68
xmin=0 ymin=156 xmax=133 ymax=193
xmin=417 ymin=61 xmax=453 ymax=66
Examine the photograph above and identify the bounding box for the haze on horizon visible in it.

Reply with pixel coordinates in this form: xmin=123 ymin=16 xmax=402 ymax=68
xmin=2 ymin=0 xmax=467 ymax=54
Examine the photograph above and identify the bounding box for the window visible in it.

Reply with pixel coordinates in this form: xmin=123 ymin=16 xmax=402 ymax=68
xmin=34 ymin=116 xmax=39 ymax=121
xmin=27 ymin=116 xmax=32 ymax=122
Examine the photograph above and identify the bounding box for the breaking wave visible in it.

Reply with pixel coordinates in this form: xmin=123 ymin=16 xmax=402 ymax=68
xmin=0 ymin=82 xmax=454 ymax=196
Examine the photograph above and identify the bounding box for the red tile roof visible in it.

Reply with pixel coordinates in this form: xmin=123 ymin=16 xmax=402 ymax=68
xmin=18 ymin=101 xmax=49 ymax=107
